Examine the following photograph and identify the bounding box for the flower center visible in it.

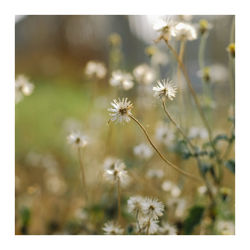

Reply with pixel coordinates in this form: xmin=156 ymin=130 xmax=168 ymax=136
xmin=119 ymin=108 xmax=127 ymax=115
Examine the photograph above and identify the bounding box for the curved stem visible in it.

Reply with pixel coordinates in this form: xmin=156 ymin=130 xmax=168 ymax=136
xmin=129 ymin=114 xmax=202 ymax=182
xmin=164 ymin=39 xmax=223 ymax=183
xmin=78 ymin=148 xmax=88 ymax=202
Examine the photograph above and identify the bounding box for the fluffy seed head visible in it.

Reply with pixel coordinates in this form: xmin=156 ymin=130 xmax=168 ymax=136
xmin=67 ymin=131 xmax=88 ymax=148
xmin=172 ymin=22 xmax=197 ymax=41
xmin=141 ymin=197 xmax=164 ymax=220
xmin=103 ymin=221 xmax=124 ymax=235
xmin=153 ymin=79 xmax=177 ymax=100
xmin=127 ymin=196 xmax=144 ymax=215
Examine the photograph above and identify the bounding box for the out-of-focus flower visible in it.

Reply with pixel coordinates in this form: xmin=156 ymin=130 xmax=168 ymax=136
xmin=227 ymin=43 xmax=235 ymax=58
xmin=104 ymin=160 xmax=130 ymax=187
xmin=137 ymin=217 xmax=159 ymax=234
xmin=103 ymin=221 xmax=124 ymax=235
xmin=67 ymin=131 xmax=88 ymax=148
xmin=170 ymin=185 xmax=182 ymax=198
xmin=45 ymin=174 xmax=67 ymax=195
xmin=110 ymin=70 xmax=134 ymax=90
xmin=74 ymin=208 xmax=88 ymax=221
xmin=161 ymin=180 xmax=173 ymax=192
xmin=172 ymin=22 xmax=197 ymax=41
xmin=127 ymin=196 xmax=144 ymax=215
xmin=188 ymin=127 xmax=208 ymax=140
xmin=153 ymin=16 xmax=175 ymax=41
xmin=133 ymin=64 xmax=155 ymax=85
xmin=197 ymin=185 xmax=208 ymax=196
xmin=103 ymin=157 xmax=118 ymax=171
xmin=133 ymin=143 xmax=153 ymax=160
xmin=141 ymin=197 xmax=164 ymax=220
xmin=178 ymin=15 xmax=193 ymax=22
xmin=159 ymin=222 xmax=177 ymax=235
xmin=155 ymin=122 xmax=175 ymax=147
xmin=153 ymin=79 xmax=177 ymax=100
xmin=146 ymin=169 xmax=164 ymax=179
xmin=85 ymin=60 xmax=107 ymax=79
xmin=216 ymin=221 xmax=235 ymax=235
xmin=108 ymin=98 xmax=133 ymax=124
xmin=15 ymin=75 xmax=34 ymax=103
xmin=168 ymin=198 xmax=187 ymax=218
xmin=198 ymin=19 xmax=213 ymax=35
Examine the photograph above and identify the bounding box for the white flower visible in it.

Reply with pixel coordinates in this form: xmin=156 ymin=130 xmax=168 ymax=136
xmin=108 ymin=98 xmax=133 ymax=123
xmin=216 ymin=221 xmax=235 ymax=235
xmin=15 ymin=75 xmax=34 ymax=103
xmin=146 ymin=169 xmax=164 ymax=179
xmin=133 ymin=64 xmax=155 ymax=85
xmin=137 ymin=217 xmax=159 ymax=234
xmin=153 ymin=79 xmax=177 ymax=100
xmin=153 ymin=16 xmax=175 ymax=41
xmin=197 ymin=185 xmax=208 ymax=196
xmin=103 ymin=221 xmax=124 ymax=235
xmin=85 ymin=61 xmax=107 ymax=79
xmin=104 ymin=160 xmax=130 ymax=187
xmin=159 ymin=222 xmax=177 ymax=235
xmin=103 ymin=157 xmax=118 ymax=171
xmin=133 ymin=143 xmax=153 ymax=160
xmin=178 ymin=15 xmax=193 ymax=22
xmin=127 ymin=196 xmax=144 ymax=215
xmin=172 ymin=22 xmax=197 ymax=41
xmin=170 ymin=185 xmax=182 ymax=198
xmin=110 ymin=70 xmax=134 ymax=90
xmin=141 ymin=197 xmax=164 ymax=220
xmin=67 ymin=131 xmax=88 ymax=148
xmin=161 ymin=180 xmax=173 ymax=192
xmin=155 ymin=122 xmax=175 ymax=147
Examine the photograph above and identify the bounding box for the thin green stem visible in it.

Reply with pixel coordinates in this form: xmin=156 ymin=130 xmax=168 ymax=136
xmin=129 ymin=114 xmax=202 ymax=182
xmin=78 ymin=147 xmax=88 ymax=202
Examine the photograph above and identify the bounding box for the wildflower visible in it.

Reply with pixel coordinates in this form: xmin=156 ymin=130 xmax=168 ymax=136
xmin=172 ymin=22 xmax=197 ymax=41
xmin=45 ymin=174 xmax=67 ymax=195
xmin=153 ymin=79 xmax=177 ymax=101
xmin=227 ymin=43 xmax=235 ymax=58
xmin=103 ymin=221 xmax=124 ymax=235
xmin=104 ymin=160 xmax=130 ymax=187
xmin=155 ymin=122 xmax=175 ymax=147
xmin=170 ymin=185 xmax=181 ymax=198
xmin=153 ymin=16 xmax=175 ymax=41
xmin=161 ymin=180 xmax=173 ymax=192
xmin=67 ymin=131 xmax=88 ymax=148
xmin=15 ymin=75 xmax=34 ymax=103
xmin=133 ymin=64 xmax=155 ymax=85
xmin=127 ymin=196 xmax=144 ymax=215
xmin=159 ymin=222 xmax=177 ymax=235
xmin=141 ymin=197 xmax=164 ymax=220
xmin=216 ymin=221 xmax=235 ymax=235
xmin=146 ymin=169 xmax=164 ymax=179
xmin=108 ymin=98 xmax=133 ymax=123
xmin=103 ymin=157 xmax=118 ymax=171
xmin=133 ymin=143 xmax=153 ymax=160
xmin=137 ymin=217 xmax=159 ymax=234
xmin=198 ymin=19 xmax=213 ymax=35
xmin=85 ymin=60 xmax=107 ymax=79
xmin=109 ymin=70 xmax=134 ymax=90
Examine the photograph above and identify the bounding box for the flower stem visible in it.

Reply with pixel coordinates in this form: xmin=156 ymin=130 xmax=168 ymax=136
xmin=78 ymin=147 xmax=88 ymax=202
xmin=129 ymin=114 xmax=202 ymax=182
xmin=164 ymin=39 xmax=223 ymax=183
xmin=117 ymin=177 xmax=121 ymax=223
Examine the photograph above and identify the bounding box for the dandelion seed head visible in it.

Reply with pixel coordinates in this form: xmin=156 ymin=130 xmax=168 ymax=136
xmin=108 ymin=98 xmax=133 ymax=124
xmin=153 ymin=79 xmax=177 ymax=101
xmin=141 ymin=197 xmax=164 ymax=220
xmin=67 ymin=131 xmax=88 ymax=148
xmin=153 ymin=16 xmax=175 ymax=41
xmin=172 ymin=22 xmax=197 ymax=41
xmin=137 ymin=217 xmax=159 ymax=234
xmin=127 ymin=196 xmax=144 ymax=215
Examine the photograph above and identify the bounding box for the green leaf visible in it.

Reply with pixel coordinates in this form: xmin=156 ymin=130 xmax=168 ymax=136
xmin=225 ymin=159 xmax=235 ymax=174
xmin=183 ymin=205 xmax=205 ymax=235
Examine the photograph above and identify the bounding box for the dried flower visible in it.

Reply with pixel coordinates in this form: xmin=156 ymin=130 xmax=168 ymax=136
xmin=141 ymin=197 xmax=164 ymax=220
xmin=153 ymin=79 xmax=177 ymax=100
xmin=172 ymin=22 xmax=197 ymax=41
xmin=85 ymin=60 xmax=107 ymax=79
xmin=133 ymin=143 xmax=153 ymax=160
xmin=15 ymin=75 xmax=34 ymax=103
xmin=104 ymin=160 xmax=130 ymax=187
xmin=67 ymin=131 xmax=88 ymax=148
xmin=103 ymin=221 xmax=124 ymax=235
xmin=127 ymin=196 xmax=144 ymax=215
xmin=110 ymin=70 xmax=134 ymax=90
xmin=137 ymin=217 xmax=159 ymax=234
xmin=108 ymin=98 xmax=133 ymax=123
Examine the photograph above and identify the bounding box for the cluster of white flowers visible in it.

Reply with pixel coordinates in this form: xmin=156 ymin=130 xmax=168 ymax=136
xmin=153 ymin=17 xmax=197 ymax=41
xmin=67 ymin=131 xmax=88 ymax=148
xmin=15 ymin=75 xmax=34 ymax=103
xmin=103 ymin=160 xmax=130 ymax=187
xmin=153 ymin=79 xmax=177 ymax=100
xmin=133 ymin=143 xmax=153 ymax=160
xmin=103 ymin=221 xmax=124 ymax=235
xmin=110 ymin=70 xmax=134 ymax=90
xmin=108 ymin=98 xmax=133 ymax=124
xmin=85 ymin=60 xmax=107 ymax=79
xmin=127 ymin=196 xmax=164 ymax=234
xmin=133 ymin=64 xmax=155 ymax=85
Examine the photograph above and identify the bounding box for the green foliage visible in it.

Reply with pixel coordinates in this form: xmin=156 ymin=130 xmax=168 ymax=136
xmin=183 ymin=205 xmax=205 ymax=235
xmin=225 ymin=159 xmax=235 ymax=174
